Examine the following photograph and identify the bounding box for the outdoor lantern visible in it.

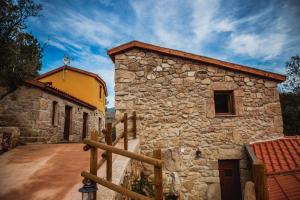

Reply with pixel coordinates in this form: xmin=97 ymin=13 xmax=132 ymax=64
xmin=79 ymin=179 xmax=98 ymax=200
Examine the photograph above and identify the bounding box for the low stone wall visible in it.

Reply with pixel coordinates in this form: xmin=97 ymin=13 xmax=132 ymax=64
xmin=117 ymin=159 xmax=143 ymax=200
xmin=96 ymin=139 xmax=140 ymax=200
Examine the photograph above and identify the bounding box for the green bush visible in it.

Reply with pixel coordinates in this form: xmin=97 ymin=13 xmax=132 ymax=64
xmin=132 ymin=174 xmax=155 ymax=198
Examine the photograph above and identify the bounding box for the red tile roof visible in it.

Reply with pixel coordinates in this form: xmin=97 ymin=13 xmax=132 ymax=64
xmin=35 ymin=65 xmax=108 ymax=96
xmin=251 ymin=137 xmax=300 ymax=175
xmin=25 ymin=80 xmax=96 ymax=110
xmin=267 ymin=172 xmax=300 ymax=200
xmin=251 ymin=137 xmax=300 ymax=200
xmin=107 ymin=40 xmax=286 ymax=82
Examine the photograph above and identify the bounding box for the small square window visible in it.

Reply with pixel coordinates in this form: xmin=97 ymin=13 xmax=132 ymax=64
xmin=214 ymin=91 xmax=235 ymax=115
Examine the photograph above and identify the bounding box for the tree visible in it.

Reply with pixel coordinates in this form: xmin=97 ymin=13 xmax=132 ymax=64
xmin=280 ymin=92 xmax=300 ymax=135
xmin=282 ymin=55 xmax=300 ymax=93
xmin=280 ymin=55 xmax=300 ymax=135
xmin=0 ymin=0 xmax=42 ymax=99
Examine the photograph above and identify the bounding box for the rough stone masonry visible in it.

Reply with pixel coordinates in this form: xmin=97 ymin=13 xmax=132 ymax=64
xmin=0 ymin=85 xmax=103 ymax=143
xmin=113 ymin=47 xmax=283 ymax=200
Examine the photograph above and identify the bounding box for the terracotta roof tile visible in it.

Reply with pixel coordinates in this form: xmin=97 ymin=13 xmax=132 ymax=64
xmin=251 ymin=137 xmax=300 ymax=200
xmin=107 ymin=40 xmax=286 ymax=82
xmin=268 ymin=172 xmax=300 ymax=200
xmin=251 ymin=137 xmax=300 ymax=175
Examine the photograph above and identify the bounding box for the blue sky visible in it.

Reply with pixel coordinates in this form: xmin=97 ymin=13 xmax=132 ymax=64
xmin=27 ymin=0 xmax=300 ymax=108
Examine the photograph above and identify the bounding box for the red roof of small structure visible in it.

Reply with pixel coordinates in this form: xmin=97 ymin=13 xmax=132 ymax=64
xmin=25 ymin=80 xmax=96 ymax=110
xmin=267 ymin=172 xmax=300 ymax=200
xmin=35 ymin=65 xmax=108 ymax=96
xmin=251 ymin=137 xmax=300 ymax=200
xmin=107 ymin=40 xmax=286 ymax=82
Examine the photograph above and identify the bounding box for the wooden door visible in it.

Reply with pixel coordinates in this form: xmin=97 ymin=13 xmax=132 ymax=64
xmin=64 ymin=106 xmax=72 ymax=141
xmin=82 ymin=112 xmax=88 ymax=140
xmin=218 ymin=160 xmax=242 ymax=200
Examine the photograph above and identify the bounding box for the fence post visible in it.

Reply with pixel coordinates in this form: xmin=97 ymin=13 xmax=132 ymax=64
xmin=153 ymin=149 xmax=163 ymax=200
xmin=106 ymin=123 xmax=113 ymax=182
xmin=132 ymin=111 xmax=137 ymax=139
xmin=123 ymin=113 xmax=128 ymax=150
xmin=252 ymin=162 xmax=268 ymax=200
xmin=90 ymin=131 xmax=98 ymax=199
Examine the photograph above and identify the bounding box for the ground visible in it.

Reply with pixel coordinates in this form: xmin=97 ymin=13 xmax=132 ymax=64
xmin=0 ymin=143 xmax=103 ymax=200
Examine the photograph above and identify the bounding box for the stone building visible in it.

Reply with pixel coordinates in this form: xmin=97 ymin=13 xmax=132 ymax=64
xmin=0 ymin=66 xmax=107 ymax=143
xmin=108 ymin=41 xmax=286 ymax=200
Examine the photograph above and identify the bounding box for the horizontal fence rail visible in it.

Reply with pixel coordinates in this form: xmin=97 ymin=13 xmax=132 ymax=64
xmin=81 ymin=111 xmax=163 ymax=200
xmin=83 ymin=139 xmax=163 ymax=167
xmin=81 ymin=171 xmax=152 ymax=200
xmin=83 ymin=112 xmax=137 ymax=169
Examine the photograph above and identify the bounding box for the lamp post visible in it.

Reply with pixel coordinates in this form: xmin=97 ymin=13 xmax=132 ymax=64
xmin=79 ymin=179 xmax=98 ymax=200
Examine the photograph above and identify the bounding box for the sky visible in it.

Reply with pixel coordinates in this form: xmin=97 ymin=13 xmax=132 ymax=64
xmin=26 ymin=0 xmax=300 ymax=108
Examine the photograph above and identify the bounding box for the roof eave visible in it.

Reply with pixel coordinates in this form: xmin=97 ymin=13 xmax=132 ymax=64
xmin=107 ymin=41 xmax=286 ymax=82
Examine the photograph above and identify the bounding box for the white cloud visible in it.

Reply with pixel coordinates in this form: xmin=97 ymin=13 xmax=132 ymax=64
xmin=129 ymin=0 xmax=223 ymax=53
xmin=228 ymin=33 xmax=286 ymax=60
xmin=212 ymin=2 xmax=297 ymax=61
xmin=48 ymin=40 xmax=67 ymax=51
xmin=214 ymin=19 xmax=236 ymax=32
xmin=190 ymin=0 xmax=219 ymax=43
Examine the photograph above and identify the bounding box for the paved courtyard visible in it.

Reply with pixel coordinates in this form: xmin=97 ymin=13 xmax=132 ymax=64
xmin=0 ymin=143 xmax=99 ymax=200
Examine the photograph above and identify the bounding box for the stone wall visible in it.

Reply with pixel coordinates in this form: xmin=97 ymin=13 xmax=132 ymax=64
xmin=114 ymin=49 xmax=283 ymax=200
xmin=0 ymin=85 xmax=104 ymax=143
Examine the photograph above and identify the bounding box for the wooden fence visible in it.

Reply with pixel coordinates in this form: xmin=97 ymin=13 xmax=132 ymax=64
xmin=81 ymin=112 xmax=163 ymax=200
xmin=245 ymin=144 xmax=268 ymax=200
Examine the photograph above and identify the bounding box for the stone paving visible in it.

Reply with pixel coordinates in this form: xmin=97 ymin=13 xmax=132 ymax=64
xmin=0 ymin=140 xmax=140 ymax=200
xmin=0 ymin=143 xmax=94 ymax=200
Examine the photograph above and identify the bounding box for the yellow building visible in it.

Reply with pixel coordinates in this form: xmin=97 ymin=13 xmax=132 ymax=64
xmin=36 ymin=65 xmax=107 ymax=113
